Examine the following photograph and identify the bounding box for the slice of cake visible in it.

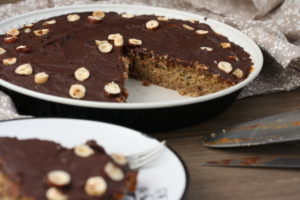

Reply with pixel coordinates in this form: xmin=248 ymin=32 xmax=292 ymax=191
xmin=0 ymin=11 xmax=253 ymax=102
xmin=0 ymin=137 xmax=137 ymax=200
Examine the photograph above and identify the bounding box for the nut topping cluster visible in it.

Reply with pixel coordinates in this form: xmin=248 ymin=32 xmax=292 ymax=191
xmin=15 ymin=63 xmax=33 ymax=75
xmin=47 ymin=170 xmax=71 ymax=187
xmin=74 ymin=144 xmax=95 ymax=157
xmin=35 ymin=72 xmax=49 ymax=84
xmin=85 ymin=176 xmax=107 ymax=197
xmin=217 ymin=61 xmax=233 ymax=74
xmin=128 ymin=38 xmax=142 ymax=46
xmin=98 ymin=41 xmax=113 ymax=53
xmin=0 ymin=47 xmax=6 ymax=55
xmin=75 ymin=67 xmax=90 ymax=81
xmin=104 ymin=162 xmax=124 ymax=181
xmin=7 ymin=29 xmax=20 ymax=37
xmin=108 ymin=33 xmax=124 ymax=47
xmin=122 ymin=13 xmax=135 ymax=18
xmin=182 ymin=24 xmax=194 ymax=31
xmin=104 ymin=81 xmax=121 ymax=96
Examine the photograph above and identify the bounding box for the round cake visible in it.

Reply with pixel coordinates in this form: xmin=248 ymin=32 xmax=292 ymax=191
xmin=0 ymin=11 xmax=253 ymax=102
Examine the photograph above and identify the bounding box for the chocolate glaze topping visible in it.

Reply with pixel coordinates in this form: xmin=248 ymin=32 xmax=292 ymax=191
xmin=0 ymin=137 xmax=134 ymax=199
xmin=0 ymin=12 xmax=253 ymax=102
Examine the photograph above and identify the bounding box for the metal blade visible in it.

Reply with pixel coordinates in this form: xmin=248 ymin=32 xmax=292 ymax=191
xmin=204 ymin=157 xmax=300 ymax=169
xmin=203 ymin=110 xmax=300 ymax=148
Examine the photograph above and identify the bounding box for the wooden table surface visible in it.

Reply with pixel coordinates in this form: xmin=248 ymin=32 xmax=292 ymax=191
xmin=153 ymin=87 xmax=300 ymax=200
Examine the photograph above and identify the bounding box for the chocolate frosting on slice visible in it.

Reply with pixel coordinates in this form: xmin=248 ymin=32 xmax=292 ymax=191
xmin=0 ymin=137 xmax=133 ymax=199
xmin=0 ymin=12 xmax=253 ymax=102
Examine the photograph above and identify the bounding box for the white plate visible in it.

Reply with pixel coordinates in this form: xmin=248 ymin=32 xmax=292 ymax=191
xmin=0 ymin=4 xmax=263 ymax=109
xmin=0 ymin=118 xmax=188 ymax=200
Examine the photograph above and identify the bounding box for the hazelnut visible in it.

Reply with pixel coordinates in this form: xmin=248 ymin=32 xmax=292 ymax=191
xmin=34 ymin=29 xmax=49 ymax=37
xmin=108 ymin=33 xmax=122 ymax=40
xmin=67 ymin=14 xmax=80 ymax=22
xmin=2 ymin=57 xmax=17 ymax=66
xmin=35 ymin=72 xmax=49 ymax=84
xmin=4 ymin=36 xmax=18 ymax=44
xmin=47 ymin=170 xmax=71 ymax=187
xmin=182 ymin=24 xmax=194 ymax=31
xmin=200 ymin=47 xmax=213 ymax=51
xmin=24 ymin=28 xmax=31 ymax=33
xmin=85 ymin=176 xmax=107 ymax=197
xmin=196 ymin=29 xmax=209 ymax=35
xmin=146 ymin=20 xmax=159 ymax=30
xmin=98 ymin=42 xmax=113 ymax=53
xmin=187 ymin=18 xmax=196 ymax=23
xmin=7 ymin=29 xmax=20 ymax=37
xmin=74 ymin=144 xmax=95 ymax=157
xmin=108 ymin=34 xmax=124 ymax=47
xmin=228 ymin=55 xmax=239 ymax=61
xmin=46 ymin=187 xmax=68 ymax=200
xmin=69 ymin=84 xmax=86 ymax=99
xmin=92 ymin=11 xmax=105 ymax=19
xmin=15 ymin=63 xmax=33 ymax=75
xmin=95 ymin=40 xmax=107 ymax=46
xmin=128 ymin=38 xmax=142 ymax=46
xmin=24 ymin=24 xmax=33 ymax=28
xmin=121 ymin=13 xmax=135 ymax=18
xmin=233 ymin=68 xmax=244 ymax=78
xmin=0 ymin=47 xmax=6 ymax=55
xmin=111 ymin=153 xmax=128 ymax=165
xmin=220 ymin=42 xmax=231 ymax=48
xmin=16 ymin=45 xmax=32 ymax=53
xmin=43 ymin=20 xmax=56 ymax=26
xmin=157 ymin=16 xmax=169 ymax=21
xmin=104 ymin=162 xmax=124 ymax=181
xmin=75 ymin=67 xmax=90 ymax=81
xmin=104 ymin=81 xmax=121 ymax=96
xmin=217 ymin=61 xmax=233 ymax=73
xmin=87 ymin=16 xmax=102 ymax=24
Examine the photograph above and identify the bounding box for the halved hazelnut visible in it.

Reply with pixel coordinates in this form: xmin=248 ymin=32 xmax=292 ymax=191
xmin=85 ymin=176 xmax=107 ymax=197
xmin=7 ymin=29 xmax=20 ymax=37
xmin=220 ymin=42 xmax=231 ymax=48
xmin=24 ymin=24 xmax=33 ymax=28
xmin=228 ymin=55 xmax=239 ymax=61
xmin=0 ymin=47 xmax=6 ymax=55
xmin=34 ymin=29 xmax=49 ymax=37
xmin=69 ymin=84 xmax=86 ymax=99
xmin=121 ymin=13 xmax=135 ymax=18
xmin=74 ymin=144 xmax=94 ymax=157
xmin=24 ymin=28 xmax=31 ymax=33
xmin=233 ymin=68 xmax=244 ymax=78
xmin=75 ymin=67 xmax=90 ymax=81
xmin=2 ymin=57 xmax=17 ymax=66
xmin=108 ymin=33 xmax=122 ymax=41
xmin=92 ymin=11 xmax=105 ymax=19
xmin=95 ymin=40 xmax=108 ymax=46
xmin=43 ymin=20 xmax=56 ymax=26
xmin=187 ymin=18 xmax=196 ymax=23
xmin=4 ymin=36 xmax=18 ymax=44
xmin=200 ymin=47 xmax=213 ymax=51
xmin=108 ymin=34 xmax=124 ymax=47
xmin=87 ymin=16 xmax=102 ymax=24
xmin=157 ymin=16 xmax=169 ymax=21
xmin=67 ymin=14 xmax=80 ymax=22
xmin=47 ymin=170 xmax=71 ymax=187
xmin=35 ymin=72 xmax=49 ymax=84
xmin=196 ymin=29 xmax=209 ymax=35
xmin=111 ymin=153 xmax=128 ymax=165
xmin=217 ymin=61 xmax=233 ymax=73
xmin=104 ymin=162 xmax=124 ymax=181
xmin=104 ymin=81 xmax=121 ymax=96
xmin=98 ymin=42 xmax=113 ymax=53
xmin=146 ymin=20 xmax=159 ymax=30
xmin=15 ymin=63 xmax=33 ymax=75
xmin=128 ymin=38 xmax=142 ymax=46
xmin=46 ymin=187 xmax=68 ymax=200
xmin=16 ymin=45 xmax=32 ymax=53
xmin=182 ymin=24 xmax=194 ymax=31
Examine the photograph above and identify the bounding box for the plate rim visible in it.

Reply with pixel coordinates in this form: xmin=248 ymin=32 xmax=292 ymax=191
xmin=0 ymin=117 xmax=189 ymax=200
xmin=0 ymin=4 xmax=263 ymax=110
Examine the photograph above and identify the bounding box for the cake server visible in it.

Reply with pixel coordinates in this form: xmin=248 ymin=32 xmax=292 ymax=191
xmin=203 ymin=110 xmax=300 ymax=148
xmin=204 ymin=157 xmax=300 ymax=169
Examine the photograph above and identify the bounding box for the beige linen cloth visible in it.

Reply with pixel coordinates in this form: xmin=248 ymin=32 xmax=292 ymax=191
xmin=0 ymin=0 xmax=299 ymax=120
